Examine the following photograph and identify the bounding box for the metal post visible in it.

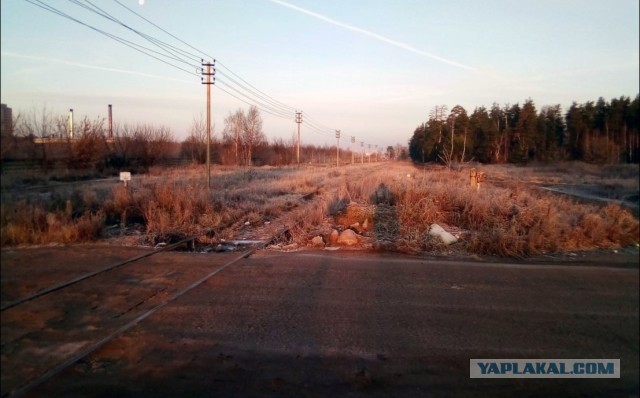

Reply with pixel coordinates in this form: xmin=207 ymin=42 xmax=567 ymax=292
xmin=335 ymin=129 xmax=340 ymax=167
xmin=68 ymin=109 xmax=74 ymax=139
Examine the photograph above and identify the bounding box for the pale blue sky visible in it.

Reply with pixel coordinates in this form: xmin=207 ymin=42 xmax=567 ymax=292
xmin=1 ymin=0 xmax=638 ymax=148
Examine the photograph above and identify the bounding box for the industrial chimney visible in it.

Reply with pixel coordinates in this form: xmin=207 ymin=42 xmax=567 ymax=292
xmin=108 ymin=104 xmax=113 ymax=139
xmin=68 ymin=108 xmax=74 ymax=139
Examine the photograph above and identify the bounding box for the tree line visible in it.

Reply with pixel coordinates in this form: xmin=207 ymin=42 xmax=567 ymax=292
xmin=1 ymin=105 xmax=404 ymax=174
xmin=408 ymin=95 xmax=639 ymax=166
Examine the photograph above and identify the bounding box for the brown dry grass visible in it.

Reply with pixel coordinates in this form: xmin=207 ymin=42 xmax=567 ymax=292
xmin=1 ymin=161 xmax=638 ymax=257
xmin=1 ymin=203 xmax=104 ymax=245
xmin=339 ymin=163 xmax=638 ymax=256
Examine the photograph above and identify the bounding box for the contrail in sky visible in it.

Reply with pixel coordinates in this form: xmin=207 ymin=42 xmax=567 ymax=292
xmin=269 ymin=0 xmax=477 ymax=72
xmin=1 ymin=51 xmax=194 ymax=83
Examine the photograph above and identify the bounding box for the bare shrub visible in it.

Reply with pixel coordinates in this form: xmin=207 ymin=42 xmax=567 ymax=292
xmin=1 ymin=202 xmax=103 ymax=245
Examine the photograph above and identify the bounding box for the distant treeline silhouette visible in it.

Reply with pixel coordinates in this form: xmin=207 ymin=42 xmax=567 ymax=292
xmin=409 ymin=95 xmax=639 ymax=165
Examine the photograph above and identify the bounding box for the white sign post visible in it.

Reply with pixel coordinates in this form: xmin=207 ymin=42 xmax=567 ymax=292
xmin=119 ymin=171 xmax=131 ymax=187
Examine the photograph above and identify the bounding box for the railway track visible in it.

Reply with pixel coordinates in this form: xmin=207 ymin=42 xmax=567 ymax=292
xmin=0 ymin=226 xmax=295 ymax=397
xmin=1 ymin=164 xmax=388 ymax=397
xmin=0 ymin=183 xmax=328 ymax=397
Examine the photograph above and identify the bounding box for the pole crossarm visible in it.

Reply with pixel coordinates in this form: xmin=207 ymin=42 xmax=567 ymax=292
xmin=200 ymin=59 xmax=216 ymax=188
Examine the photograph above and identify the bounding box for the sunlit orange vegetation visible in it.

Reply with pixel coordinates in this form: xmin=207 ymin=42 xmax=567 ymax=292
xmin=0 ymin=164 xmax=349 ymax=246
xmin=337 ymin=163 xmax=638 ymax=256
xmin=1 ymin=161 xmax=638 ymax=257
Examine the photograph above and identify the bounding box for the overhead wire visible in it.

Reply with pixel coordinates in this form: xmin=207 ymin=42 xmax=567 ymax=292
xmin=25 ymin=0 xmax=200 ymax=77
xmin=69 ymin=0 xmax=202 ymax=66
xmin=71 ymin=0 xmax=298 ymax=120
xmin=215 ymin=79 xmax=293 ymax=119
xmin=110 ymin=0 xmax=335 ymax=129
xmin=25 ymin=0 xmax=350 ymax=142
xmin=61 ymin=0 xmax=295 ymax=120
xmin=110 ymin=0 xmax=298 ymax=115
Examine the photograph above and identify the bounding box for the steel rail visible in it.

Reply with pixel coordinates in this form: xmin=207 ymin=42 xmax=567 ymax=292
xmin=1 ymin=187 xmax=320 ymax=312
xmin=6 ymin=228 xmax=288 ymax=398
xmin=0 ymin=233 xmax=204 ymax=312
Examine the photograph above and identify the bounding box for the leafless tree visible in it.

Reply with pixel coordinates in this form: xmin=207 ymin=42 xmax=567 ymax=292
xmin=14 ymin=106 xmax=56 ymax=170
xmin=429 ymin=105 xmax=448 ymax=143
xmin=241 ymin=106 xmax=265 ymax=166
xmin=182 ymin=113 xmax=210 ymax=163
xmin=223 ymin=109 xmax=244 ymax=165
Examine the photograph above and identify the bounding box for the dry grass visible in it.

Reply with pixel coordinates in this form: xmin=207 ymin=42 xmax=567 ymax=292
xmin=342 ymin=163 xmax=638 ymax=256
xmin=1 ymin=161 xmax=638 ymax=257
xmin=1 ymin=203 xmax=104 ymax=245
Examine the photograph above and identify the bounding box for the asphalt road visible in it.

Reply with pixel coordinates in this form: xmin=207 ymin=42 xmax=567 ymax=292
xmin=17 ymin=250 xmax=637 ymax=397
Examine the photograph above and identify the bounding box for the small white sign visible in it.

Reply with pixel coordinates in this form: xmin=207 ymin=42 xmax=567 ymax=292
xmin=119 ymin=171 xmax=131 ymax=181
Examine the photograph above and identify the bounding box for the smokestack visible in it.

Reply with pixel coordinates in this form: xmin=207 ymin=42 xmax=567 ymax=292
xmin=68 ymin=108 xmax=74 ymax=139
xmin=108 ymin=104 xmax=113 ymax=139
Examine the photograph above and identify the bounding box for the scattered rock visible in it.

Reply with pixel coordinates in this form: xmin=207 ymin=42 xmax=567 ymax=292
xmin=311 ymin=235 xmax=325 ymax=247
xmin=362 ymin=218 xmax=369 ymax=231
xmin=350 ymin=222 xmax=363 ymax=234
xmin=337 ymin=229 xmax=359 ymax=246
xmin=213 ymin=244 xmax=236 ymax=252
xmin=282 ymin=243 xmax=299 ymax=251
xmin=244 ymin=221 xmax=250 ymax=226
xmin=329 ymin=229 xmax=340 ymax=244
xmin=428 ymin=224 xmax=458 ymax=245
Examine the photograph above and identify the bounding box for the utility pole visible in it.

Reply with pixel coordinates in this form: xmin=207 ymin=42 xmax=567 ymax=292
xmin=295 ymin=111 xmax=302 ymax=165
xmin=368 ymin=144 xmax=372 ymax=162
xmin=351 ymin=136 xmax=355 ymax=164
xmin=360 ymin=141 xmax=364 ymax=164
xmin=375 ymin=144 xmax=378 ymax=162
xmin=335 ymin=129 xmax=340 ymax=167
xmin=201 ymin=59 xmax=216 ymax=189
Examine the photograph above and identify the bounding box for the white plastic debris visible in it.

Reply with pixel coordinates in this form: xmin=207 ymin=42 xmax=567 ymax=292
xmin=428 ymin=224 xmax=458 ymax=245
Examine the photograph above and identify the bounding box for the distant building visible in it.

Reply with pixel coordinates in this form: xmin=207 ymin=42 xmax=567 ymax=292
xmin=1 ymin=103 xmax=13 ymax=138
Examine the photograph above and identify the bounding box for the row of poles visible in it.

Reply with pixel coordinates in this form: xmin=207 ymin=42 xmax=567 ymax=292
xmin=200 ymin=59 xmax=381 ymax=189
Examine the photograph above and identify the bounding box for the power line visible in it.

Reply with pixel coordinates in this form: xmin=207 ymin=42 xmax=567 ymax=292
xmin=25 ymin=0 xmax=200 ymax=77
xmin=111 ymin=0 xmax=298 ymax=115
xmin=215 ymin=78 xmax=292 ymax=118
xmin=216 ymin=62 xmax=297 ymax=113
xmin=216 ymin=69 xmax=295 ymax=115
xmin=215 ymin=81 xmax=293 ymax=119
xmin=69 ymin=0 xmax=202 ymax=65
xmin=26 ymin=0 xmax=344 ymax=139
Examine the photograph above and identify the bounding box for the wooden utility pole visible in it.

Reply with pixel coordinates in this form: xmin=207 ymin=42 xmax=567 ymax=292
xmin=295 ymin=111 xmax=302 ymax=165
xmin=201 ymin=59 xmax=216 ymax=188
xmin=360 ymin=141 xmax=364 ymax=163
xmin=335 ymin=129 xmax=340 ymax=167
